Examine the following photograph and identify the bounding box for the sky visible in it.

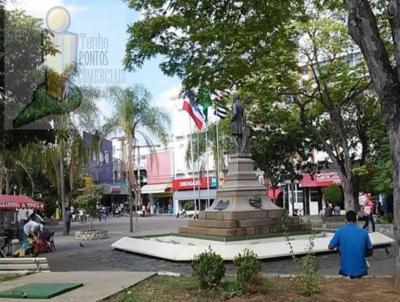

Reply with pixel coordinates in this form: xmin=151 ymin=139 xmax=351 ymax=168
xmin=6 ymin=0 xmax=182 ymax=123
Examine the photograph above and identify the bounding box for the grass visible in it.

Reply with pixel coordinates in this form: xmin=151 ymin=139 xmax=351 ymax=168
xmin=103 ymin=275 xmax=399 ymax=302
xmin=103 ymin=275 xmax=274 ymax=302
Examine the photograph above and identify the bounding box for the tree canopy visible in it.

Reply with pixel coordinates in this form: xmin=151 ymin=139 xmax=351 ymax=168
xmin=124 ymin=0 xmax=304 ymax=89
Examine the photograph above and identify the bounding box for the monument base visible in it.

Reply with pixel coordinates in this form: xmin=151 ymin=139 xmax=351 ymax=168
xmin=179 ymin=153 xmax=311 ymax=238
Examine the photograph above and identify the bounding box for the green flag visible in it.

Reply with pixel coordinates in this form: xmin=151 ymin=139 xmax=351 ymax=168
xmin=197 ymin=86 xmax=212 ymax=123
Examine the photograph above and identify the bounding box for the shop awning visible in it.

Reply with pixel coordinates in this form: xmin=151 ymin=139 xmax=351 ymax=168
xmin=299 ymin=173 xmax=334 ymax=188
xmin=0 ymin=195 xmax=44 ymax=211
xmin=268 ymin=187 xmax=281 ymax=200
xmin=174 ymin=189 xmax=217 ymax=201
xmin=141 ymin=183 xmax=172 ymax=194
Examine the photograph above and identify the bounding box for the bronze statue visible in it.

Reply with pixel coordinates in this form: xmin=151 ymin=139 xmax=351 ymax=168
xmin=231 ymin=93 xmax=251 ymax=153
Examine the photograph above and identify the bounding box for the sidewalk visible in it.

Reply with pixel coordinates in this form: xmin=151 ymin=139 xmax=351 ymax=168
xmin=0 ymin=271 xmax=154 ymax=302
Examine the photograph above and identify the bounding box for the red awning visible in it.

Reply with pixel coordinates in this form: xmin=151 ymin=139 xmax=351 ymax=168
xmin=299 ymin=173 xmax=334 ymax=188
xmin=267 ymin=187 xmax=281 ymax=200
xmin=0 ymin=195 xmax=44 ymax=211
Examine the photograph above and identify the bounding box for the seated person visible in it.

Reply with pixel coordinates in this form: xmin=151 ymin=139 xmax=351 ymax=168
xmin=40 ymin=225 xmax=51 ymax=241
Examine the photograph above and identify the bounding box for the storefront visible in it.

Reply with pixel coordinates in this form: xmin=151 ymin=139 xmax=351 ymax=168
xmin=141 ymin=183 xmax=173 ymax=215
xmin=172 ymin=177 xmax=217 ymax=215
xmin=299 ymin=171 xmax=341 ymax=216
xmin=273 ymin=171 xmax=342 ymax=216
xmin=102 ymin=183 xmax=129 ymax=207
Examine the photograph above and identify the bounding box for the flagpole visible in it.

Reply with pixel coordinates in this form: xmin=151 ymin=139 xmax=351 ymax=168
xmin=188 ymin=116 xmax=197 ymax=217
xmin=196 ymin=131 xmax=201 ymax=213
xmin=205 ymin=122 xmax=210 ymax=208
xmin=216 ymin=116 xmax=221 ymax=188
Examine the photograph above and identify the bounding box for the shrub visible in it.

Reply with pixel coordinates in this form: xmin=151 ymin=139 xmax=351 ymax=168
xmin=191 ymin=247 xmax=225 ymax=289
xmin=233 ymin=249 xmax=262 ymax=294
xmin=384 ymin=213 xmax=393 ymax=224
xmin=294 ymin=239 xmax=320 ymax=296
xmin=324 ymin=184 xmax=343 ymax=206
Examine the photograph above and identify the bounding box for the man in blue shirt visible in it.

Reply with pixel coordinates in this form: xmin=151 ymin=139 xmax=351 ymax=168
xmin=328 ymin=210 xmax=373 ymax=278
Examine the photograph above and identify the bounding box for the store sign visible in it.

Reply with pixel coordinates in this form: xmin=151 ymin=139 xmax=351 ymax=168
xmin=111 ymin=187 xmax=121 ymax=193
xmin=315 ymin=172 xmax=341 ymax=184
xmin=172 ymin=177 xmax=217 ymax=191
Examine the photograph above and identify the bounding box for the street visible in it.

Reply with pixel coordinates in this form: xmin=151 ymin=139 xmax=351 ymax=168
xmin=46 ymin=216 xmax=395 ymax=276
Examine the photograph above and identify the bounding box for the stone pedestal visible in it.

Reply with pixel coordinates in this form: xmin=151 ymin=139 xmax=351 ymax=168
xmin=179 ymin=153 xmax=310 ymax=237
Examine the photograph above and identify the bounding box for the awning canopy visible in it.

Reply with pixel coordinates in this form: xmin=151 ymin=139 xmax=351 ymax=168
xmin=174 ymin=189 xmax=217 ymax=201
xmin=268 ymin=187 xmax=281 ymax=200
xmin=299 ymin=174 xmax=334 ymax=188
xmin=0 ymin=195 xmax=44 ymax=211
xmin=141 ymin=183 xmax=172 ymax=194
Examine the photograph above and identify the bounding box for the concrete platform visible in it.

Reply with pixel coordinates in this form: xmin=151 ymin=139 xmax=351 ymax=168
xmin=111 ymin=232 xmax=394 ymax=261
xmin=0 ymin=271 xmax=154 ymax=302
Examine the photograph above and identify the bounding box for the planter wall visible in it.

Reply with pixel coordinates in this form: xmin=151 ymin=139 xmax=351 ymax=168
xmin=75 ymin=230 xmax=108 ymax=241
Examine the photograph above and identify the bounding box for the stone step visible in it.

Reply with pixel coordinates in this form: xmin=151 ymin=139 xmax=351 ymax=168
xmin=179 ymin=226 xmax=247 ymax=237
xmin=188 ymin=219 xmax=238 ymax=229
xmin=199 ymin=209 xmax=283 ymax=221
xmin=180 ymin=222 xmax=311 ymax=238
xmin=238 ymin=218 xmax=280 ymax=227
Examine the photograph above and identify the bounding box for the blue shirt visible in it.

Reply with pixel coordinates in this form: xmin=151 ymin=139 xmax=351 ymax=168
xmin=329 ymin=223 xmax=373 ymax=277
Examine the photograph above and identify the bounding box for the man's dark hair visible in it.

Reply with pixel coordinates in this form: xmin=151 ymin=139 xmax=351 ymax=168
xmin=345 ymin=210 xmax=357 ymax=223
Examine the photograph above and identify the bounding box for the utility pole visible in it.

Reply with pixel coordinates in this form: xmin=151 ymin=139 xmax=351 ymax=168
xmin=60 ymin=148 xmax=67 ymax=235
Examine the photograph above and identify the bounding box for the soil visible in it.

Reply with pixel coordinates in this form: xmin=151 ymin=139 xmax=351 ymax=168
xmin=229 ymin=278 xmax=399 ymax=302
xmin=103 ymin=275 xmax=400 ymax=302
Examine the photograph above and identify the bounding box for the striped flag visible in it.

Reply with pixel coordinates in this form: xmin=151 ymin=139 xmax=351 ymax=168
xmin=215 ymin=106 xmax=228 ymax=119
xmin=183 ymin=90 xmax=205 ymax=130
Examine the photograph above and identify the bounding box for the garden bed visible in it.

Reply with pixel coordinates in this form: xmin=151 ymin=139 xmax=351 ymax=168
xmin=102 ymin=275 xmax=399 ymax=302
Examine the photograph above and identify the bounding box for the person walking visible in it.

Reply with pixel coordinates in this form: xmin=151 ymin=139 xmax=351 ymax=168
xmin=65 ymin=207 xmax=72 ymax=235
xmin=363 ymin=194 xmax=375 ymax=232
xmin=328 ymin=210 xmax=373 ymax=278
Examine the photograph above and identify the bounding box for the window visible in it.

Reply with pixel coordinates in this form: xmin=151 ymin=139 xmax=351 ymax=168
xmin=310 ymin=189 xmax=320 ymax=202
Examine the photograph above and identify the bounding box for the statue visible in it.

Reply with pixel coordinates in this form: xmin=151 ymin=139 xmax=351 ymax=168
xmin=231 ymin=93 xmax=251 ymax=153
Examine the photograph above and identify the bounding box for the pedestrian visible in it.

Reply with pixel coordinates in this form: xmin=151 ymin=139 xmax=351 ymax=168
xmin=150 ymin=203 xmax=154 ymax=216
xmin=147 ymin=203 xmax=151 ymax=217
xmin=328 ymin=210 xmax=373 ymax=278
xmin=363 ymin=194 xmax=375 ymax=232
xmin=65 ymin=207 xmax=72 ymax=235
xmin=142 ymin=204 xmax=146 ymax=217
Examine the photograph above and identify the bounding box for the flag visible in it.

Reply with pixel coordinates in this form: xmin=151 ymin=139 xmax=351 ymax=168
xmin=215 ymin=105 xmax=228 ymax=119
xmin=197 ymin=86 xmax=212 ymax=122
xmin=183 ymin=90 xmax=205 ymax=130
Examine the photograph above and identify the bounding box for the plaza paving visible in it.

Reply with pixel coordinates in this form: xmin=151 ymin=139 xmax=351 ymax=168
xmin=46 ymin=216 xmax=395 ymax=276
xmin=0 ymin=271 xmax=154 ymax=302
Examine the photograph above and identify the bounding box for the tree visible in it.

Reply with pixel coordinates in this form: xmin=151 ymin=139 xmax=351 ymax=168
xmin=74 ymin=185 xmax=104 ymax=231
xmin=40 ymin=67 xmax=100 ymax=235
xmin=250 ymin=105 xmax=310 ymax=189
xmin=106 ymin=85 xmax=170 ymax=232
xmin=290 ymin=13 xmax=386 ymax=211
xmin=124 ymin=0 xmax=305 ymax=90
xmin=339 ymin=0 xmax=400 ymax=290
xmin=185 ymin=122 xmax=231 ymax=179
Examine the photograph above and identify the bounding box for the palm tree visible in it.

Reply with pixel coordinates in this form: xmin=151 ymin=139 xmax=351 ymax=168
xmin=185 ymin=122 xmax=232 ymax=184
xmin=40 ymin=67 xmax=100 ymax=234
xmin=106 ymin=85 xmax=170 ymax=232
